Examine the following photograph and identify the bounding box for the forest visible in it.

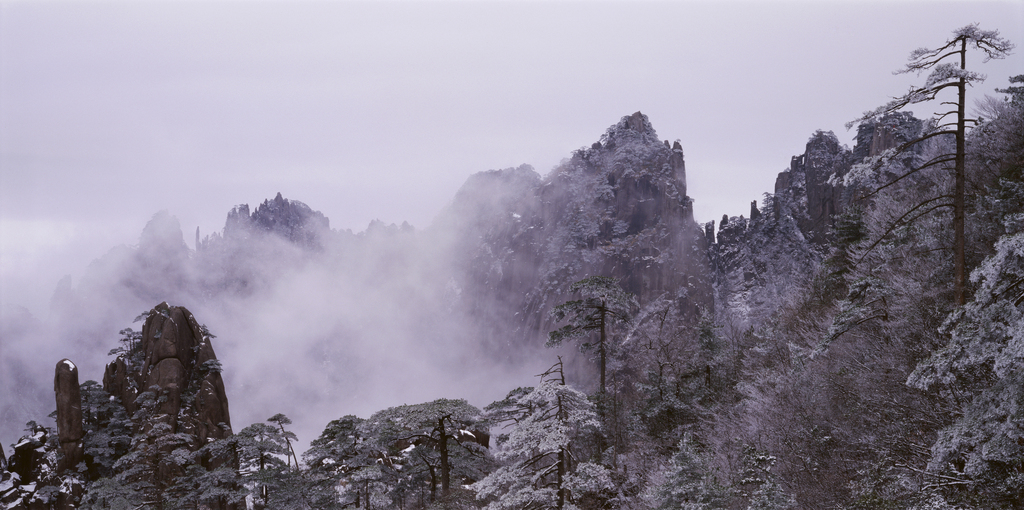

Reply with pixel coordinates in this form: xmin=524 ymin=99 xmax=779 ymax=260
xmin=2 ymin=24 xmax=1023 ymax=510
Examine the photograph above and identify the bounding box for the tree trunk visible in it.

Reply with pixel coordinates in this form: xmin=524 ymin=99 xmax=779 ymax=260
xmin=556 ymin=383 xmax=566 ymax=510
xmin=598 ymin=304 xmax=607 ymax=396
xmin=277 ymin=422 xmax=298 ymax=469
xmin=438 ymin=417 xmax=451 ymax=498
xmin=557 ymin=448 xmax=566 ymax=510
xmin=427 ymin=462 xmax=437 ymax=501
xmin=954 ymin=37 xmax=967 ymax=306
xmin=950 ymin=37 xmax=966 ymax=307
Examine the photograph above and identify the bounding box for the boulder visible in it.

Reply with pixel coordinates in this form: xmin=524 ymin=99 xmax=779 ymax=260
xmin=101 ymin=356 xmax=137 ymax=416
xmin=7 ymin=427 xmax=47 ymax=485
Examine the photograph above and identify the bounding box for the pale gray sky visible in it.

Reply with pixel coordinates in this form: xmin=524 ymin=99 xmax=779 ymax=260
xmin=2 ymin=0 xmax=1023 ymax=457
xmin=2 ymin=0 xmax=1023 ymax=312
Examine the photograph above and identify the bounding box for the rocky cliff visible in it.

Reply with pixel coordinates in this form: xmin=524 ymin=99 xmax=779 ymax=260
xmin=103 ymin=302 xmax=232 ymax=446
xmin=437 ymin=112 xmax=714 ymax=358
xmin=220 ymin=192 xmax=330 ymax=249
xmin=708 ymin=129 xmax=856 ymax=328
xmin=775 ymin=130 xmax=853 ymax=244
xmin=0 ymin=304 xmax=235 ymax=510
xmin=708 ymin=114 xmax=925 ymax=328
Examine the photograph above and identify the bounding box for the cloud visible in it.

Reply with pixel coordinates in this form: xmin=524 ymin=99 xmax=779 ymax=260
xmin=1 ymin=197 xmax=555 ymax=456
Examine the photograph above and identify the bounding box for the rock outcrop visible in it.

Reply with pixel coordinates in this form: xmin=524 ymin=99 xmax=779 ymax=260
xmin=103 ymin=302 xmax=232 ymax=446
xmin=5 ymin=426 xmax=48 ymax=487
xmin=3 ymin=303 xmax=235 ymax=509
xmin=710 ymin=205 xmax=819 ymax=328
xmin=852 ymin=111 xmax=924 ymax=161
xmin=438 ymin=112 xmax=714 ymax=362
xmin=710 ymin=130 xmax=854 ymax=326
xmin=710 ymin=115 xmax=926 ymax=328
xmin=193 ymin=192 xmax=335 ymax=297
xmin=0 ymin=424 xmax=83 ymax=510
xmin=223 ymin=191 xmax=330 ymax=248
xmin=773 ymin=130 xmax=853 ymax=244
xmin=767 ymin=114 xmax=923 ymax=248
xmin=53 ymin=359 xmax=83 ymax=473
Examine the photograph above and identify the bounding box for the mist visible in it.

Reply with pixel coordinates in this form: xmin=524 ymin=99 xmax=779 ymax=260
xmin=1 ymin=192 xmax=568 ymax=455
xmin=3 ymin=0 xmax=1023 ymax=461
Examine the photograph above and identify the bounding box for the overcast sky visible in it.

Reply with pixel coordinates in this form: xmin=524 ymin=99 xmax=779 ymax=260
xmin=2 ymin=0 xmax=1023 ymax=313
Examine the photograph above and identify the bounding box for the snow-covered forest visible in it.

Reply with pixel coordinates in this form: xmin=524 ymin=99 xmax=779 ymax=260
xmin=3 ymin=24 xmax=1024 ymax=510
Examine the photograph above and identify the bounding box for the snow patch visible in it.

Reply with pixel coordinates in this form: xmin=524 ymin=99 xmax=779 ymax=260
xmin=0 ymin=473 xmax=18 ymax=492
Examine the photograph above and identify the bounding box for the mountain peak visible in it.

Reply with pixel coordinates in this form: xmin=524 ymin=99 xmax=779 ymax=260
xmin=223 ymin=193 xmax=330 ymax=248
xmin=625 ymin=111 xmax=651 ymax=133
xmin=595 ymin=111 xmax=661 ymax=150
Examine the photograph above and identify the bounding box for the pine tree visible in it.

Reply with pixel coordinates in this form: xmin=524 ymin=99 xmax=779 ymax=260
xmin=236 ymin=420 xmax=289 ymax=509
xmin=548 ymin=276 xmax=638 ymax=396
xmin=303 ymin=415 xmax=370 ymax=509
xmin=267 ymin=413 xmax=300 ymax=470
xmin=472 ymin=359 xmax=611 ymax=510
xmin=738 ymin=446 xmax=794 ymax=510
xmin=364 ymin=398 xmax=485 ymax=502
xmin=653 ymin=438 xmax=729 ymax=510
xmin=846 ymin=24 xmax=1014 ymax=305
xmin=79 ymin=380 xmax=133 ymax=480
xmin=908 ymin=230 xmax=1024 ymax=505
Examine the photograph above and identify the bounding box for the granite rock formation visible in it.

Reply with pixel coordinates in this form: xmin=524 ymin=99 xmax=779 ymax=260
xmin=222 ymin=191 xmax=330 ymax=249
xmin=5 ymin=426 xmax=48 ymax=488
xmin=769 ymin=114 xmax=923 ymax=247
xmin=437 ymin=112 xmax=714 ymax=360
xmin=2 ymin=303 xmax=235 ymax=509
xmin=710 ymin=130 xmax=854 ymax=326
xmin=53 ymin=359 xmax=83 ymax=473
xmin=771 ymin=130 xmax=853 ymax=244
xmin=0 ymin=424 xmax=83 ymax=510
xmin=103 ymin=302 xmax=232 ymax=445
xmin=709 ymin=202 xmax=819 ymax=328
xmin=193 ymin=192 xmax=334 ymax=297
xmin=709 ymin=114 xmax=925 ymax=328
xmin=852 ymin=111 xmax=924 ymax=161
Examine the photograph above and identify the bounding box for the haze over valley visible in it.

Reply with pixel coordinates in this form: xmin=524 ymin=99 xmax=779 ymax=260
xmin=2 ymin=2 xmax=1024 ymax=509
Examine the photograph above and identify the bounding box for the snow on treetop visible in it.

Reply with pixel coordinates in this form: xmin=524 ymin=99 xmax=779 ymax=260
xmin=595 ymin=112 xmax=662 ymax=150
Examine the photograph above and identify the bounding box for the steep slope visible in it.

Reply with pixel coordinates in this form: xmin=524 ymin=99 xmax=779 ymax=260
xmin=0 ymin=304 xmax=237 ymax=509
xmin=436 ymin=112 xmax=715 ymax=357
xmin=7 ymin=112 xmax=722 ymax=458
xmin=708 ymin=117 xmax=924 ymax=329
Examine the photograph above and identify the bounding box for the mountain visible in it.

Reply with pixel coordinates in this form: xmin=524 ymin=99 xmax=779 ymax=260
xmin=706 ymin=115 xmax=926 ymax=328
xmin=435 ymin=111 xmax=714 ymax=357
xmin=8 ymin=52 xmax=1023 ymax=506
xmin=2 ymin=112 xmax=804 ymax=451
xmin=217 ymin=192 xmax=331 ymax=249
xmin=2 ymin=304 xmax=237 ymax=509
xmin=4 ymin=110 xmax=958 ymax=509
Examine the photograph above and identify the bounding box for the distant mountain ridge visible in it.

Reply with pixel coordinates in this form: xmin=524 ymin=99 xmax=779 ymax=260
xmin=219 ymin=192 xmax=330 ymax=249
xmin=2 ymin=111 xmax=918 ymax=485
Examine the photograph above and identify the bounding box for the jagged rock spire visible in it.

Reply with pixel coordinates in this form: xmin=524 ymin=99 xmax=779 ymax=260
xmin=54 ymin=359 xmax=84 ymax=473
